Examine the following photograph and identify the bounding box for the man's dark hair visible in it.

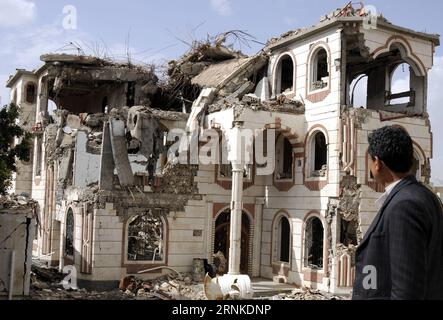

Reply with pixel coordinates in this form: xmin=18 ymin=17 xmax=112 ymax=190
xmin=368 ymin=126 xmax=414 ymax=173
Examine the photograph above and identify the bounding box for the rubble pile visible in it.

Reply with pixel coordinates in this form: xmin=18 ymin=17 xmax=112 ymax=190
xmin=209 ymin=93 xmax=305 ymax=115
xmin=274 ymin=288 xmax=348 ymax=300
xmin=0 ymin=194 xmax=39 ymax=212
xmin=29 ymin=264 xmax=134 ymax=300
xmin=29 ymin=263 xmax=206 ymax=300
xmin=118 ymin=273 xmax=207 ymax=300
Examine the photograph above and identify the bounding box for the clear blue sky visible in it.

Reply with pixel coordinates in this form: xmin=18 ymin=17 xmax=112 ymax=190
xmin=1 ymin=0 xmax=443 ymax=182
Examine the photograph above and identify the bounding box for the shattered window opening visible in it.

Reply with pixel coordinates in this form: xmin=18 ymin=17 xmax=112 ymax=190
xmin=65 ymin=209 xmax=75 ymax=257
xmin=310 ymin=132 xmax=327 ymax=177
xmin=276 ymin=135 xmax=293 ymax=180
xmin=102 ymin=96 xmax=109 ymax=113
xmin=25 ymin=82 xmax=37 ymax=104
xmin=388 ymin=62 xmax=412 ymax=105
xmin=279 ymin=217 xmax=291 ymax=263
xmin=35 ymin=137 xmax=43 ymax=177
xmin=311 ymin=48 xmax=329 ymax=91
xmin=277 ymin=55 xmax=294 ymax=94
xmin=218 ymin=134 xmax=232 ymax=179
xmin=350 ymin=74 xmax=368 ymax=108
xmin=127 ymin=211 xmax=165 ymax=262
xmin=304 ymin=216 xmax=324 ymax=269
xmin=340 ymin=219 xmax=358 ymax=246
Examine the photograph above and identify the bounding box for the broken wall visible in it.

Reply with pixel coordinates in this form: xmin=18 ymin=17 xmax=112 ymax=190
xmin=0 ymin=197 xmax=38 ymax=297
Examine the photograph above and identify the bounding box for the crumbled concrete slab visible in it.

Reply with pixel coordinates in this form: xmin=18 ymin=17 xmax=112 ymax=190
xmin=109 ymin=119 xmax=134 ymax=186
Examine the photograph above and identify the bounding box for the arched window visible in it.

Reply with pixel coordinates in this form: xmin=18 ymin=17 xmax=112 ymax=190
xmin=304 ymin=216 xmax=324 ymax=269
xmin=310 ymin=48 xmax=329 ymax=91
xmin=34 ymin=137 xmax=43 ymax=177
xmin=127 ymin=212 xmax=165 ymax=262
xmin=350 ymin=74 xmax=368 ymax=108
xmin=25 ymin=82 xmax=37 ymax=104
xmin=276 ymin=135 xmax=293 ymax=180
xmin=65 ymin=209 xmax=75 ymax=258
xmin=275 ymin=55 xmax=294 ymax=94
xmin=411 ymin=150 xmax=422 ymax=181
xmin=309 ymin=131 xmax=327 ymax=177
xmin=218 ymin=133 xmax=232 ymax=179
xmin=389 ymin=62 xmax=412 ymax=105
xmin=278 ymin=217 xmax=291 ymax=263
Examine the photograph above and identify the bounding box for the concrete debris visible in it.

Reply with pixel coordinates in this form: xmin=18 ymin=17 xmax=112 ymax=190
xmin=109 ymin=119 xmax=135 ymax=186
xmin=155 ymin=163 xmax=198 ymax=195
xmin=209 ymin=93 xmax=305 ymax=115
xmin=212 ymin=251 xmax=227 ymax=275
xmin=118 ymin=273 xmax=207 ymax=301
xmin=271 ymin=288 xmax=347 ymax=300
xmin=29 ymin=265 xmax=137 ymax=300
xmin=126 ymin=106 xmax=163 ymax=160
xmin=0 ymin=195 xmax=39 ymax=213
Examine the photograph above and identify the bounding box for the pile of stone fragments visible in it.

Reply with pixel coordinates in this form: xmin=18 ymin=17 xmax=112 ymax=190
xmin=28 ymin=262 xmax=206 ymax=300
xmin=28 ymin=261 xmax=347 ymax=300
xmin=270 ymin=288 xmax=348 ymax=301
xmin=118 ymin=273 xmax=207 ymax=300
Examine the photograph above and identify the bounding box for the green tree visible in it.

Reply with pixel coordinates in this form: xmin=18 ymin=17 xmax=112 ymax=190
xmin=0 ymin=103 xmax=32 ymax=195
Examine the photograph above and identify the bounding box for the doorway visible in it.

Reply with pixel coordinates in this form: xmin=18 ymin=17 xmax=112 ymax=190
xmin=214 ymin=210 xmax=251 ymax=275
xmin=64 ymin=209 xmax=75 ymax=266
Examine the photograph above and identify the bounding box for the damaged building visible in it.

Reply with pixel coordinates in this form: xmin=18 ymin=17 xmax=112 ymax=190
xmin=5 ymin=3 xmax=440 ymax=296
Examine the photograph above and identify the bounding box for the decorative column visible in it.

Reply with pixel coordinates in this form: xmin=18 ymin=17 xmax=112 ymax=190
xmin=253 ymin=197 xmax=265 ymax=277
xmin=228 ymin=161 xmax=244 ymax=275
xmin=227 ymin=122 xmax=253 ymax=275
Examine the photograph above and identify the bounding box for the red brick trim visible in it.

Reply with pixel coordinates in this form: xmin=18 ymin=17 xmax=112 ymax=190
xmin=303 ymin=269 xmax=324 ymax=283
xmin=214 ymin=165 xmax=255 ymax=191
xmin=213 ymin=203 xmax=255 ymax=220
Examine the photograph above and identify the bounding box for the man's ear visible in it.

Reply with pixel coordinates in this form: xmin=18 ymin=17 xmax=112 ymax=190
xmin=374 ymin=157 xmax=383 ymax=172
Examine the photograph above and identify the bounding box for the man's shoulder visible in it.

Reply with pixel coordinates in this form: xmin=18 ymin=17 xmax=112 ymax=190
xmin=388 ymin=180 xmax=442 ymax=219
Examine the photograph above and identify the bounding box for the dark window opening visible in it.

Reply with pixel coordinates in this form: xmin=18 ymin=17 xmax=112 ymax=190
xmin=126 ymin=82 xmax=136 ymax=107
xmin=35 ymin=137 xmax=42 ymax=177
xmin=281 ymin=138 xmax=293 ymax=179
xmin=311 ymin=49 xmax=329 ymax=90
xmin=127 ymin=211 xmax=164 ymax=262
xmin=340 ymin=220 xmax=358 ymax=246
xmin=280 ymin=56 xmax=294 ymax=93
xmin=26 ymin=83 xmax=37 ymax=104
xmin=219 ymin=135 xmax=232 ymax=179
xmin=279 ymin=217 xmax=290 ymax=263
xmin=65 ymin=209 xmax=74 ymax=257
xmin=102 ymin=96 xmax=109 ymax=113
xmin=312 ymin=132 xmax=327 ymax=177
xmin=304 ymin=217 xmax=324 ymax=269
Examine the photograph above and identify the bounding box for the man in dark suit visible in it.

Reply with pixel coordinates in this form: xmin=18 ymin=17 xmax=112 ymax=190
xmin=353 ymin=126 xmax=443 ymax=300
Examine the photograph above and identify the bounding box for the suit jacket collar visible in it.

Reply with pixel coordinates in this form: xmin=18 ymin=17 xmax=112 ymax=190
xmin=357 ymin=175 xmax=417 ymax=251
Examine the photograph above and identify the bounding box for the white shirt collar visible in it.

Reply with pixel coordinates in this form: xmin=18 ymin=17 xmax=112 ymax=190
xmin=375 ymin=179 xmax=403 ymax=210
